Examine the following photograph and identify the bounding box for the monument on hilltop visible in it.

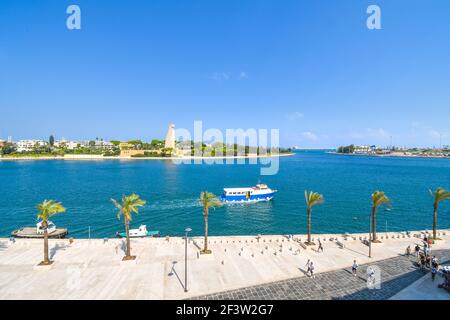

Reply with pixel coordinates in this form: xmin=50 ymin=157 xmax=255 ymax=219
xmin=164 ymin=124 xmax=176 ymax=150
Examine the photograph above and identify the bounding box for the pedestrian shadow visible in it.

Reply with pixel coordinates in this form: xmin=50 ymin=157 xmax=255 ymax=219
xmin=0 ymin=241 xmax=7 ymax=251
xmin=343 ymin=267 xmax=367 ymax=282
xmin=192 ymin=240 xmax=201 ymax=250
xmin=298 ymin=267 xmax=309 ymax=276
xmin=50 ymin=243 xmax=68 ymax=259
xmin=120 ymin=240 xmax=127 ymax=254
xmin=168 ymin=261 xmax=185 ymax=291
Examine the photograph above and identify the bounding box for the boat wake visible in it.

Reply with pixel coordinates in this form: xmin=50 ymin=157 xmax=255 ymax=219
xmin=147 ymin=198 xmax=202 ymax=211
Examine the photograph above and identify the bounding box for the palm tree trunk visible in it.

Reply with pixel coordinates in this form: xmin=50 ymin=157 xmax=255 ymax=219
xmin=43 ymin=228 xmax=49 ymax=264
xmin=203 ymin=208 xmax=209 ymax=252
xmin=307 ymin=208 xmax=311 ymax=243
xmin=372 ymin=206 xmax=377 ymax=241
xmin=125 ymin=217 xmax=131 ymax=257
xmin=433 ymin=204 xmax=438 ymax=240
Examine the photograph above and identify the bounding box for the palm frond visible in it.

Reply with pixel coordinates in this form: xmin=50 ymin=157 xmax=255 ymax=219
xmin=200 ymin=191 xmax=222 ymax=210
xmin=304 ymin=190 xmax=324 ymax=209
xmin=112 ymin=194 xmax=146 ymax=221
xmin=372 ymin=191 xmax=391 ymax=208
xmin=36 ymin=200 xmax=66 ymax=221
xmin=432 ymin=187 xmax=450 ymax=205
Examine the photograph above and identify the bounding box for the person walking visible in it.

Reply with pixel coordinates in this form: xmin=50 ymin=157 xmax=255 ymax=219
xmin=367 ymin=266 xmax=376 ymax=286
xmin=432 ymin=256 xmax=438 ymax=268
xmin=352 ymin=260 xmax=358 ymax=276
xmin=317 ymin=240 xmax=324 ymax=253
xmin=310 ymin=262 xmax=315 ymax=278
xmin=426 ymin=255 xmax=431 ymax=268
xmin=414 ymin=244 xmax=420 ymax=257
xmin=405 ymin=245 xmax=411 ymax=256
xmin=305 ymin=259 xmax=311 ymax=276
xmin=419 ymin=253 xmax=426 ymax=272
xmin=431 ymin=266 xmax=437 ymax=281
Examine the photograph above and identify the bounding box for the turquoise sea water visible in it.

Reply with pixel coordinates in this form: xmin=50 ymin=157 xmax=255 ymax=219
xmin=1 ymin=150 xmax=450 ymax=238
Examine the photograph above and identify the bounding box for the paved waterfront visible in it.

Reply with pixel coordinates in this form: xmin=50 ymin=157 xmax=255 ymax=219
xmin=192 ymin=250 xmax=450 ymax=300
xmin=1 ymin=232 xmax=449 ymax=299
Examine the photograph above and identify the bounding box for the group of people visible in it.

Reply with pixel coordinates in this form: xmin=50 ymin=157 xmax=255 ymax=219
xmin=305 ymin=235 xmax=444 ymax=283
xmin=407 ymin=236 xmax=440 ymax=281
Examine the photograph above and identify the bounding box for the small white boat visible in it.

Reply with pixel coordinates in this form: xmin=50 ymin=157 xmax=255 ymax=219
xmin=116 ymin=225 xmax=160 ymax=238
xmin=36 ymin=221 xmax=57 ymax=234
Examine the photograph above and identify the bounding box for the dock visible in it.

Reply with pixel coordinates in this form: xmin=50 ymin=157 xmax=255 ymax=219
xmin=11 ymin=227 xmax=68 ymax=239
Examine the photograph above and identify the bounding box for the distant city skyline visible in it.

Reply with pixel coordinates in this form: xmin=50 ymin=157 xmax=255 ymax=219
xmin=1 ymin=1 xmax=450 ymax=148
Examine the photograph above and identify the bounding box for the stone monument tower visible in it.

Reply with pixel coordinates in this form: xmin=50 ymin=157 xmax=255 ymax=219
xmin=164 ymin=124 xmax=176 ymax=150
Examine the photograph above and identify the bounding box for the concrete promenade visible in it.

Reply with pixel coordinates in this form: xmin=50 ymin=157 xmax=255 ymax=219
xmin=193 ymin=249 xmax=450 ymax=300
xmin=0 ymin=230 xmax=449 ymax=299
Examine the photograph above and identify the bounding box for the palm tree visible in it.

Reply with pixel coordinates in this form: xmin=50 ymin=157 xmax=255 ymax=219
xmin=111 ymin=194 xmax=146 ymax=261
xmin=430 ymin=187 xmax=450 ymax=240
xmin=200 ymin=191 xmax=222 ymax=254
xmin=36 ymin=200 xmax=66 ymax=265
xmin=371 ymin=191 xmax=391 ymax=242
xmin=304 ymin=190 xmax=324 ymax=245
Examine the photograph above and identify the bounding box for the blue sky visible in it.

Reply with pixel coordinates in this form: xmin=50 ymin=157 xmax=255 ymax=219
xmin=0 ymin=0 xmax=449 ymax=148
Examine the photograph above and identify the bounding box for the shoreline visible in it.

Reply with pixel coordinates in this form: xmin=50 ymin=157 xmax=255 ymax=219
xmin=3 ymin=228 xmax=446 ymax=241
xmin=0 ymin=152 xmax=294 ymax=161
xmin=327 ymin=151 xmax=450 ymax=159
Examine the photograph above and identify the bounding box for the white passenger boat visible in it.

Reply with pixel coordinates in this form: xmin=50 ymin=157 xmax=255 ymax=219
xmin=220 ymin=184 xmax=277 ymax=203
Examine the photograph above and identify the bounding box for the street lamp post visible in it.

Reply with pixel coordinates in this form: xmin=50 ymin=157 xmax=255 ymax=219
xmin=184 ymin=227 xmax=192 ymax=293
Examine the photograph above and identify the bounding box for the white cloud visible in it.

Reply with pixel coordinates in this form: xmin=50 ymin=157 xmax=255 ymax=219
xmin=409 ymin=122 xmax=447 ymax=140
xmin=210 ymin=71 xmax=249 ymax=81
xmin=348 ymin=131 xmax=364 ymax=139
xmin=238 ymin=71 xmax=248 ymax=79
xmin=211 ymin=72 xmax=231 ymax=81
xmin=345 ymin=128 xmax=389 ymax=140
xmin=301 ymin=131 xmax=318 ymax=141
xmin=428 ymin=129 xmax=441 ymax=139
xmin=286 ymin=112 xmax=304 ymax=121
xmin=366 ymin=128 xmax=389 ymax=139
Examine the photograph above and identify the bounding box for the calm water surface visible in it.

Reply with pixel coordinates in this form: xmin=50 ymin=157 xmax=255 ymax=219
xmin=1 ymin=151 xmax=450 ymax=238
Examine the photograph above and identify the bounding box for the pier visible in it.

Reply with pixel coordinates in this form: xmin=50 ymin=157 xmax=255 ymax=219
xmin=11 ymin=227 xmax=68 ymax=239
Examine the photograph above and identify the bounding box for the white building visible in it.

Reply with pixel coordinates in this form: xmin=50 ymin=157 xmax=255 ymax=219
xmin=54 ymin=139 xmax=81 ymax=150
xmin=93 ymin=140 xmax=114 ymax=149
xmin=16 ymin=140 xmax=47 ymax=152
xmin=353 ymin=145 xmax=372 ymax=154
